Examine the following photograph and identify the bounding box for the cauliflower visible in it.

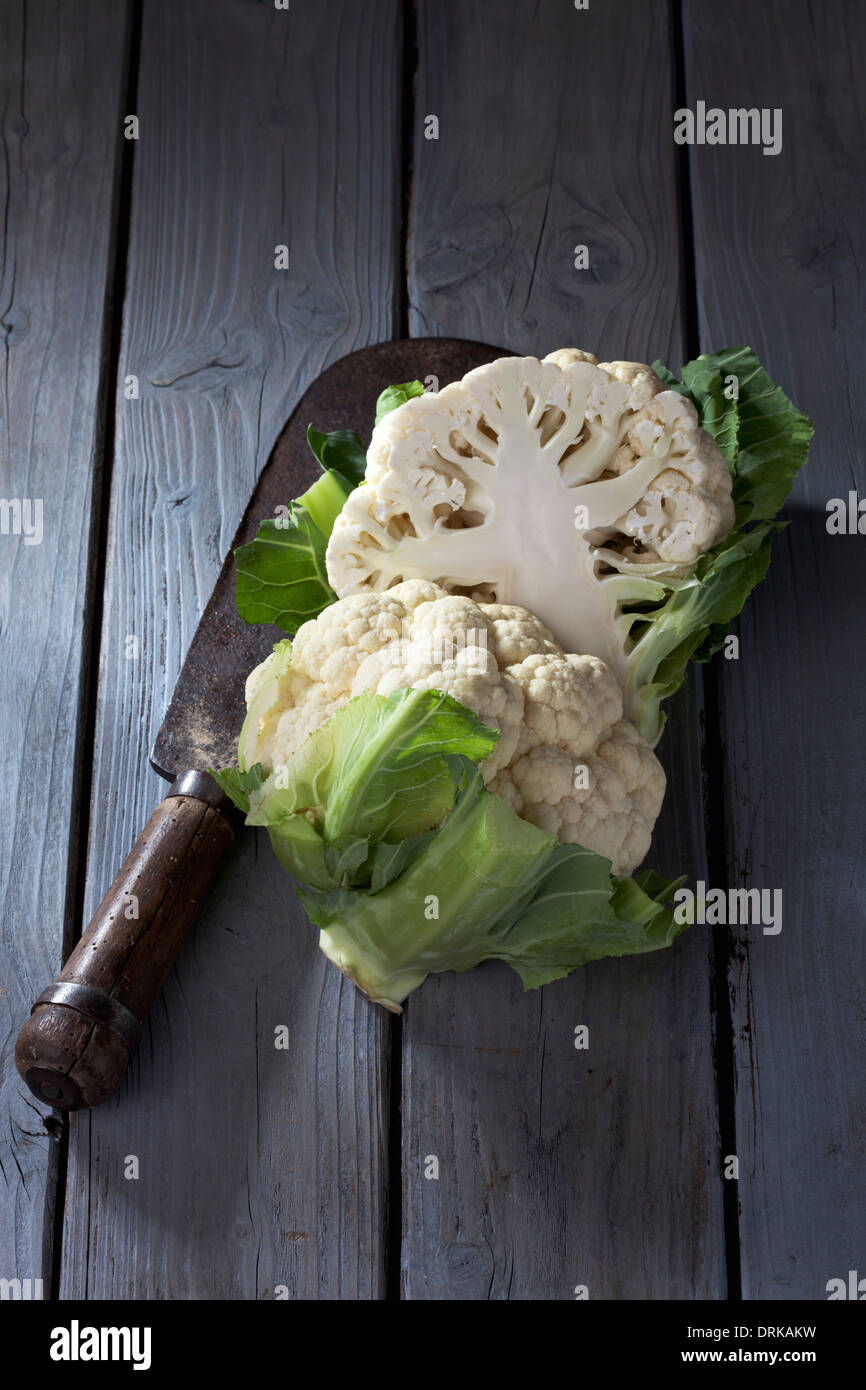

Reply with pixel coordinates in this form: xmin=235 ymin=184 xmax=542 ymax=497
xmin=241 ymin=580 xmax=665 ymax=875
xmin=216 ymin=343 xmax=810 ymax=1008
xmin=324 ymin=351 xmax=735 ymax=736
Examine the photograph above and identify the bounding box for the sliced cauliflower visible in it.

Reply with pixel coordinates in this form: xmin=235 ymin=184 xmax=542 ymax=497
xmin=243 ymin=581 xmax=665 ymax=875
xmin=325 ymin=352 xmax=734 ymax=720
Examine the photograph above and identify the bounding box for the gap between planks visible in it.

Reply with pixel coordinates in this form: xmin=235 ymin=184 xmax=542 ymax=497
xmin=670 ymin=0 xmax=742 ymax=1302
xmin=48 ymin=0 xmax=144 ymax=1301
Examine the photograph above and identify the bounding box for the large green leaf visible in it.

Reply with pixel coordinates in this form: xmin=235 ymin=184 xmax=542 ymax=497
xmin=297 ymin=754 xmax=685 ymax=1007
xmin=633 ymin=348 xmax=813 ymax=740
xmin=627 ymin=522 xmax=778 ymax=741
xmin=234 ymin=425 xmax=368 ymax=633
xmin=496 ymin=846 xmax=687 ymax=989
xmin=234 ymin=508 xmax=337 ymax=632
xmin=680 ymin=347 xmax=813 ymax=524
xmin=217 ymin=689 xmax=687 ymax=1009
xmin=247 ymin=687 xmax=499 ymax=844
xmin=305 ymin=425 xmax=368 ymax=486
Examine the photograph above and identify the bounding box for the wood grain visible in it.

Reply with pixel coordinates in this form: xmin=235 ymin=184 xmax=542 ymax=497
xmin=684 ymin=0 xmax=866 ymax=1299
xmin=59 ymin=0 xmax=402 ymax=1299
xmin=401 ymin=0 xmax=726 ymax=1298
xmin=408 ymin=0 xmax=685 ymax=359
xmin=0 ymin=0 xmax=130 ymax=1292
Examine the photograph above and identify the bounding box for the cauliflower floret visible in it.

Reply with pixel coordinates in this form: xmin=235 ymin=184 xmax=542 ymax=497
xmin=507 ymin=651 xmax=622 ymax=760
xmin=245 ymin=581 xmax=665 ymax=875
xmin=543 ymin=348 xmax=600 ymax=370
xmin=593 ymin=388 xmax=734 ymax=563
xmin=491 ymin=711 xmax=666 ymax=873
xmin=494 ymin=739 xmax=660 ymax=875
xmin=596 ymin=359 xmax=664 ymax=410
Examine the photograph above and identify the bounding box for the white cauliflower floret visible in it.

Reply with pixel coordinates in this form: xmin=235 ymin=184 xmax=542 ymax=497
xmin=325 ymin=352 xmax=735 ymax=718
xmin=543 ymin=347 xmax=601 ymax=371
xmin=244 ymin=581 xmax=665 ymax=875
xmin=595 ymin=358 xmax=665 ymax=411
xmin=590 ymin=388 xmax=734 ymax=562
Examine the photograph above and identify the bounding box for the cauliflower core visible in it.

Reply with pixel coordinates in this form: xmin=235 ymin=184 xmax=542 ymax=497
xmin=325 ymin=351 xmax=734 ymax=704
xmin=244 ymin=581 xmax=666 ymax=875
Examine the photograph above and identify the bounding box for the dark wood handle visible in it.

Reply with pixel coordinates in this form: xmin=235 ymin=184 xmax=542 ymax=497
xmin=15 ymin=771 xmax=237 ymax=1111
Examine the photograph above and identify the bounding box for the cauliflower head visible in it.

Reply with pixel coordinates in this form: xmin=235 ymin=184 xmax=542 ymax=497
xmin=325 ymin=351 xmax=735 ymax=723
xmin=242 ymin=580 xmax=666 ymax=875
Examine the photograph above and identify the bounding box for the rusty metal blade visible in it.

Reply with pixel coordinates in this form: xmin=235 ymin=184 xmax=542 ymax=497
xmin=149 ymin=337 xmax=506 ymax=779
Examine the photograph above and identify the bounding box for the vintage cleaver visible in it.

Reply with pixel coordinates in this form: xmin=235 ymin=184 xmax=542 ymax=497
xmin=15 ymin=339 xmax=501 ymax=1111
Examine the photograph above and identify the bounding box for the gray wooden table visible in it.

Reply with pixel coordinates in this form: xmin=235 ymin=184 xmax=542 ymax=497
xmin=1 ymin=0 xmax=863 ymax=1301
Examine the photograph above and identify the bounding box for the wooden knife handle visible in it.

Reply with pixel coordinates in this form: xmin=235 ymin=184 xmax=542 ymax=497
xmin=15 ymin=771 xmax=237 ymax=1111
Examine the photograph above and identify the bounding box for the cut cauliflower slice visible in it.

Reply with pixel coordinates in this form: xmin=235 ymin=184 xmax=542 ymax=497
xmin=325 ymin=352 xmax=734 ymax=722
xmin=243 ymin=581 xmax=665 ymax=875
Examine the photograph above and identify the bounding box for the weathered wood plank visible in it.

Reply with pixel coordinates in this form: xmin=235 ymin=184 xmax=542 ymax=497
xmin=402 ymin=0 xmax=726 ymax=1298
xmin=60 ymin=0 xmax=403 ymax=1299
xmin=0 ymin=0 xmax=130 ymax=1293
xmin=684 ymin=0 xmax=866 ymax=1299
